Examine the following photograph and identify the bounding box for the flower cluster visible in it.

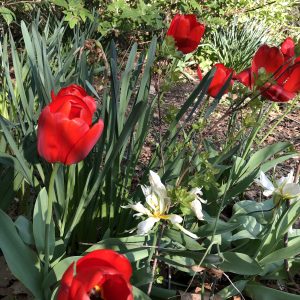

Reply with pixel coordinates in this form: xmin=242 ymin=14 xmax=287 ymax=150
xmin=197 ymin=37 xmax=300 ymax=102
xmin=123 ymin=171 xmax=205 ymax=239
xmin=235 ymin=38 xmax=300 ymax=102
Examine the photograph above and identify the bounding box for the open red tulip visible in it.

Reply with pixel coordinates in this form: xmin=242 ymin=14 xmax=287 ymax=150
xmin=198 ymin=63 xmax=234 ymax=98
xmin=235 ymin=43 xmax=300 ymax=102
xmin=37 ymin=84 xmax=104 ymax=165
xmin=167 ymin=14 xmax=205 ymax=54
xmin=57 ymin=249 xmax=133 ymax=300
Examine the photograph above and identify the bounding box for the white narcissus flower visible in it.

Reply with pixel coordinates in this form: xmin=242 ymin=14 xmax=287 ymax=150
xmin=189 ymin=187 xmax=207 ymax=220
xmin=123 ymin=171 xmax=199 ymax=239
xmin=255 ymin=170 xmax=300 ymax=200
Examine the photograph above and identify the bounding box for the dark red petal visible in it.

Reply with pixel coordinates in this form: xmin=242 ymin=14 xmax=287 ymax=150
xmin=77 ymin=249 xmax=132 ymax=282
xmin=64 ymin=119 xmax=104 ymax=165
xmin=252 ymin=45 xmax=284 ymax=75
xmin=261 ymin=84 xmax=296 ymax=102
xmin=101 ymin=275 xmax=133 ymax=300
xmin=283 ymin=63 xmax=300 ymax=92
xmin=281 ymin=37 xmax=295 ymax=58
xmin=69 ymin=268 xmax=105 ymax=298
xmin=175 ymin=39 xmax=198 ymax=54
xmin=234 ymin=68 xmax=253 ymax=88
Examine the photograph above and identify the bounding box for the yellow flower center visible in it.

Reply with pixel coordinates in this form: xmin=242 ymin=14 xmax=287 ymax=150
xmin=89 ymin=285 xmax=104 ymax=300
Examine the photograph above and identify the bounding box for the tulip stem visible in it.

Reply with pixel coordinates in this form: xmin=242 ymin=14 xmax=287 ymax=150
xmin=147 ymin=223 xmax=165 ymax=295
xmin=44 ymin=163 xmax=60 ymax=278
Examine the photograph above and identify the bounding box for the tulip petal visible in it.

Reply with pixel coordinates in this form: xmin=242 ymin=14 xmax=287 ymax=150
xmin=282 ymin=183 xmax=300 ymax=199
xmin=168 ymin=214 xmax=183 ymax=224
xmin=261 ymin=84 xmax=296 ymax=102
xmin=137 ymin=217 xmax=159 ymax=235
xmin=122 ymin=202 xmax=151 ymax=216
xmin=77 ymin=249 xmax=133 ymax=282
xmin=190 ymin=199 xmax=204 ymax=220
xmin=102 ymin=275 xmax=133 ymax=300
xmin=283 ymin=63 xmax=300 ymax=93
xmin=234 ymin=68 xmax=253 ymax=88
xmin=56 ymin=84 xmax=88 ymax=99
xmin=255 ymin=171 xmax=275 ymax=192
xmin=64 ymin=119 xmax=104 ymax=165
xmin=281 ymin=37 xmax=295 ymax=58
xmin=168 ymin=15 xmax=191 ymax=41
xmin=252 ymin=45 xmax=284 ymax=75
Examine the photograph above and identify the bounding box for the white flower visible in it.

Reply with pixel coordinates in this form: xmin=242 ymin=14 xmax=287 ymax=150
xmin=189 ymin=187 xmax=207 ymax=220
xmin=255 ymin=170 xmax=300 ymax=200
xmin=123 ymin=171 xmax=198 ymax=239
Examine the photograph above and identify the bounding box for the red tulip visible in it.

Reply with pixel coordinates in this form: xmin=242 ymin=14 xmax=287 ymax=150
xmin=57 ymin=249 xmax=133 ymax=300
xmin=167 ymin=14 xmax=205 ymax=54
xmin=37 ymin=84 xmax=104 ymax=165
xmin=235 ymin=43 xmax=300 ymax=102
xmin=198 ymin=63 xmax=234 ymax=97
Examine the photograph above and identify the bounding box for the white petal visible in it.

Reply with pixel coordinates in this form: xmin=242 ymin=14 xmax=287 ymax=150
xmin=190 ymin=187 xmax=207 ymax=203
xmin=141 ymin=185 xmax=151 ymax=197
xmin=167 ymin=214 xmax=183 ymax=224
xmin=136 ymin=217 xmax=159 ymax=235
xmin=255 ymin=171 xmax=275 ymax=191
xmin=146 ymin=194 xmax=159 ymax=212
xmin=263 ymin=190 xmax=275 ymax=197
xmin=286 ymin=170 xmax=295 ymax=184
xmin=173 ymin=223 xmax=199 ymax=239
xmin=122 ymin=202 xmax=151 ymax=216
xmin=149 ymin=170 xmax=167 ymax=198
xmin=190 ymin=199 xmax=204 ymax=220
xmin=282 ymin=183 xmax=300 ymax=199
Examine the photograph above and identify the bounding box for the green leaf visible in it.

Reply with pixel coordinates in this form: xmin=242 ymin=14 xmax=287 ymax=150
xmin=15 ymin=216 xmax=34 ymax=245
xmin=133 ymin=286 xmax=152 ymax=300
xmin=0 ymin=7 xmax=15 ymax=25
xmin=219 ymin=252 xmax=262 ymax=275
xmin=245 ymin=281 xmax=300 ymax=300
xmin=260 ymin=236 xmax=300 ymax=265
xmin=43 ymin=256 xmax=79 ymax=289
xmin=33 ymin=188 xmax=55 ymax=260
xmin=51 ymin=0 xmax=68 ymax=8
xmin=164 ymin=228 xmax=205 ymax=251
xmin=217 ymin=280 xmax=248 ymax=299
xmin=0 ymin=210 xmax=43 ymax=299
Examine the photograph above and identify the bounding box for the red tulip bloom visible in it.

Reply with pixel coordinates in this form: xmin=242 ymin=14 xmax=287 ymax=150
xmin=235 ymin=44 xmax=300 ymax=102
xmin=167 ymin=14 xmax=205 ymax=54
xmin=198 ymin=63 xmax=234 ymax=98
xmin=57 ymin=249 xmax=133 ymax=300
xmin=37 ymin=84 xmax=104 ymax=165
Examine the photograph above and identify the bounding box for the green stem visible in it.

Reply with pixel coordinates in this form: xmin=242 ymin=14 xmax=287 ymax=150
xmin=44 ymin=163 xmax=60 ymax=277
